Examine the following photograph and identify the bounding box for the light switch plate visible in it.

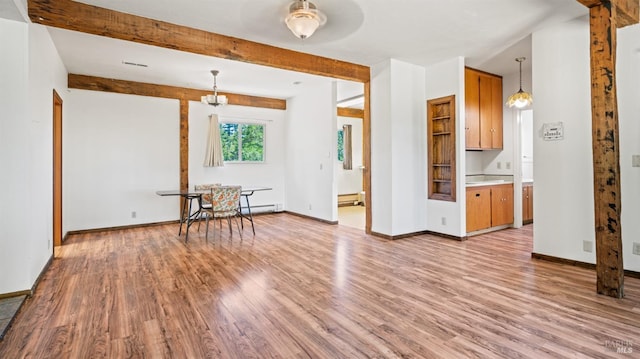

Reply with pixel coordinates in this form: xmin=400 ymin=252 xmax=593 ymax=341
xmin=632 ymin=155 xmax=640 ymax=167
xmin=633 ymin=242 xmax=640 ymax=255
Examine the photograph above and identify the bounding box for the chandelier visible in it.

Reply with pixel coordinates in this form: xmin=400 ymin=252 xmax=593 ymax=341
xmin=285 ymin=0 xmax=327 ymax=39
xmin=506 ymin=57 xmax=533 ymax=109
xmin=201 ymin=70 xmax=228 ymax=107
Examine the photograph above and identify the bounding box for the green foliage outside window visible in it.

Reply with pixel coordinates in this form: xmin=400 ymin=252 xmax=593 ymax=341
xmin=241 ymin=124 xmax=264 ymax=161
xmin=219 ymin=122 xmax=264 ymax=162
xmin=337 ymin=129 xmax=344 ymax=161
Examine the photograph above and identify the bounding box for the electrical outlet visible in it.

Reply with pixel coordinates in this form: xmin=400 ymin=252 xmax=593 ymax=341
xmin=497 ymin=162 xmax=502 ymax=169
xmin=131 ymin=211 xmax=137 ymax=218
xmin=47 ymin=239 xmax=51 ymax=249
xmin=633 ymin=242 xmax=640 ymax=255
xmin=308 ymin=204 xmax=312 ymax=210
xmin=632 ymin=155 xmax=640 ymax=168
xmin=583 ymin=240 xmax=593 ymax=253
xmin=506 ymin=162 xmax=511 ymax=170
xmin=441 ymin=217 xmax=447 ymax=225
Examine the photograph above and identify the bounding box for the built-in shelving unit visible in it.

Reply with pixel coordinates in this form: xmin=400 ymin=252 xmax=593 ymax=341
xmin=427 ymin=95 xmax=456 ymax=201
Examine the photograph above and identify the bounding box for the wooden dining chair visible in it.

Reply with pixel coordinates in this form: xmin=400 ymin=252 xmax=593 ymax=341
xmin=194 ymin=183 xmax=221 ymax=230
xmin=201 ymin=185 xmax=242 ymax=242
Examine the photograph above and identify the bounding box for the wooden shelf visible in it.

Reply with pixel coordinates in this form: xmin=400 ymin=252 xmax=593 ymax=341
xmin=427 ymin=95 xmax=456 ymax=202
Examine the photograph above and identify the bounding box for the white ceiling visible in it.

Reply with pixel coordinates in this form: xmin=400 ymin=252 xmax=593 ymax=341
xmin=2 ymin=0 xmax=588 ymax=102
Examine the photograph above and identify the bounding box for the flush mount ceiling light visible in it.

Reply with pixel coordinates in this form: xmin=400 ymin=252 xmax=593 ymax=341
xmin=201 ymin=70 xmax=228 ymax=107
xmin=506 ymin=57 xmax=533 ymax=109
xmin=285 ymin=0 xmax=327 ymax=39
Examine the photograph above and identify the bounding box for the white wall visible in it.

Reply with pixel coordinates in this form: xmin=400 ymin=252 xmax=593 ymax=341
xmin=0 ymin=18 xmax=31 ymax=294
xmin=371 ymin=59 xmax=428 ymax=236
xmin=425 ymin=57 xmax=466 ymax=237
xmin=188 ymin=102 xmax=286 ymax=211
xmin=336 ymin=116 xmax=363 ymax=195
xmin=390 ymin=60 xmax=428 ymax=235
xmin=534 ymin=18 xmax=640 ymax=271
xmin=64 ymin=90 xmax=180 ymax=231
xmin=618 ymin=24 xmax=640 ymax=271
xmin=371 ymin=61 xmax=393 ymax=234
xmin=465 ymin=151 xmax=484 ymax=175
xmin=521 ymin=109 xmax=534 ymax=180
xmin=0 ymin=20 xmax=67 ymax=294
xmin=284 ymin=80 xmax=337 ymax=222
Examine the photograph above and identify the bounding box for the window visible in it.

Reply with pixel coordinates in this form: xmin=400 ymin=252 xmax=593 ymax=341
xmin=219 ymin=122 xmax=265 ymax=162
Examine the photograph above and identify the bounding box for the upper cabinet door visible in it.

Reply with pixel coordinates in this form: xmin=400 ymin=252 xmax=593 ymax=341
xmin=464 ymin=67 xmax=503 ymax=150
xmin=465 ymin=70 xmax=481 ymax=149
xmin=490 ymin=75 xmax=503 ymax=149
xmin=479 ymin=73 xmax=493 ymax=149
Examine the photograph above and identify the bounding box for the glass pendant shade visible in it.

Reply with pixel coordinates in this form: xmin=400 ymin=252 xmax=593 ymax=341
xmin=506 ymin=90 xmax=533 ymax=109
xmin=201 ymin=94 xmax=228 ymax=106
xmin=285 ymin=0 xmax=326 ymax=39
xmin=507 ymin=57 xmax=533 ymax=109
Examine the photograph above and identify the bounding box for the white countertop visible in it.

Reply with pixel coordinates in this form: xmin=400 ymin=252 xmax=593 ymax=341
xmin=466 ymin=179 xmax=513 ymax=187
xmin=465 ymin=175 xmax=514 ymax=187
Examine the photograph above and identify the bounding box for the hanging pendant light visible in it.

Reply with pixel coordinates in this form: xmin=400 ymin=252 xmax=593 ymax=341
xmin=506 ymin=57 xmax=533 ymax=109
xmin=285 ymin=0 xmax=327 ymax=39
xmin=201 ymin=70 xmax=228 ymax=107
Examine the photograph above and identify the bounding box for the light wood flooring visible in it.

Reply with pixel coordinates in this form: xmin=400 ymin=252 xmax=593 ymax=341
xmin=1 ymin=214 xmax=639 ymax=358
xmin=338 ymin=205 xmax=366 ymax=229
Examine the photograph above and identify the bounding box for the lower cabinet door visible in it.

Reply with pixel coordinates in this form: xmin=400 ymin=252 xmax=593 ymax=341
xmin=466 ymin=187 xmax=492 ymax=232
xmin=491 ymin=184 xmax=514 ymax=227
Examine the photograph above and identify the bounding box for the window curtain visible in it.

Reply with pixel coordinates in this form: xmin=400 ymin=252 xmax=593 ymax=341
xmin=343 ymin=124 xmax=353 ymax=170
xmin=204 ymin=114 xmax=224 ymax=167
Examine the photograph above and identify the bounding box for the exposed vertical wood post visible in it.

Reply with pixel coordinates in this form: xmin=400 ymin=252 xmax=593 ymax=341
xmin=588 ymin=2 xmax=623 ymax=298
xmin=577 ymin=0 xmax=639 ymax=298
xmin=179 ymin=99 xmax=189 ymax=212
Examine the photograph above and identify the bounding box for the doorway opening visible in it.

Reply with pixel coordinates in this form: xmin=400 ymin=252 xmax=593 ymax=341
xmin=336 ymin=83 xmax=366 ymax=230
xmin=53 ymin=90 xmax=63 ymax=254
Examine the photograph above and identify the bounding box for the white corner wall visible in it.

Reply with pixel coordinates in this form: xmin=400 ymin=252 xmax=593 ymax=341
xmin=64 ymin=90 xmax=180 ymax=231
xmin=188 ymin=102 xmax=286 ymax=211
xmin=531 ymin=17 xmax=597 ymax=263
xmin=0 ymin=18 xmax=31 ymax=294
xmin=284 ymin=80 xmax=337 ymax=222
xmin=425 ymin=57 xmax=466 ymax=237
xmin=336 ymin=116 xmax=363 ymax=195
xmin=0 ymin=20 xmax=67 ymax=294
xmin=534 ymin=18 xmax=640 ymax=272
xmin=618 ymin=24 xmax=640 ymax=271
xmin=371 ymin=61 xmax=393 ymax=234
xmin=371 ymin=59 xmax=428 ymax=236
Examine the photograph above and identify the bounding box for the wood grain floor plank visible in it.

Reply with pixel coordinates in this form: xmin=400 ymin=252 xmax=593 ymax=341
xmin=1 ymin=215 xmax=639 ymax=358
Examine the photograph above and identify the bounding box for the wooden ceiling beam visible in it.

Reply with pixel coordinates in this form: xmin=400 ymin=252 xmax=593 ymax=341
xmin=577 ymin=0 xmax=639 ymax=27
xmin=337 ymin=107 xmax=364 ymax=119
xmin=28 ymin=0 xmax=370 ymax=83
xmin=68 ymin=74 xmax=287 ymax=110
